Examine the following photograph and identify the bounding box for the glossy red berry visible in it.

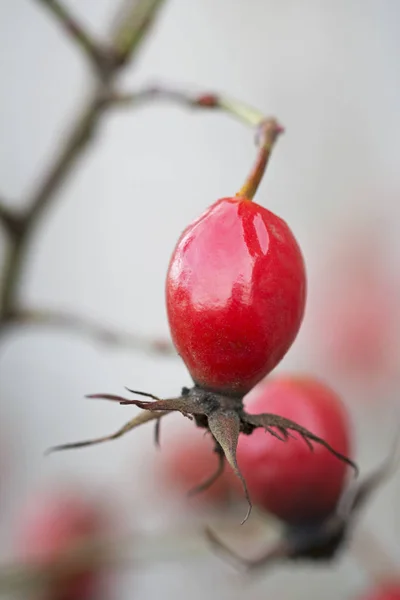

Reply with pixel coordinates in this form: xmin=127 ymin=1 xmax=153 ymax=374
xmin=166 ymin=197 xmax=306 ymax=396
xmin=17 ymin=490 xmax=107 ymax=600
xmin=237 ymin=375 xmax=352 ymax=523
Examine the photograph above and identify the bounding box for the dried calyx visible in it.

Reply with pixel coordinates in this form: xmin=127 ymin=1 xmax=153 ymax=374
xmin=47 ymin=384 xmax=358 ymax=524
xmin=205 ymin=431 xmax=400 ymax=569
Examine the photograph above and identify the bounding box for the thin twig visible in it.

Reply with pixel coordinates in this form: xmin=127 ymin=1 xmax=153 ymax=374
xmin=0 ymin=201 xmax=23 ymax=237
xmin=5 ymin=307 xmax=175 ymax=354
xmin=36 ymin=0 xmax=106 ymax=72
xmin=23 ymin=89 xmax=115 ymax=234
xmin=112 ymin=85 xmax=265 ymax=125
xmin=0 ymin=92 xmax=108 ymax=319
xmin=25 ymin=0 xmax=166 ymax=227
xmin=0 ymin=201 xmax=12 ymax=230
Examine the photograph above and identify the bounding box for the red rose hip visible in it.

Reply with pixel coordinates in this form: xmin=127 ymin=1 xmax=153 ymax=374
xmin=166 ymin=197 xmax=306 ymax=395
xmin=49 ymin=114 xmax=356 ymax=525
xmin=237 ymin=375 xmax=352 ymax=523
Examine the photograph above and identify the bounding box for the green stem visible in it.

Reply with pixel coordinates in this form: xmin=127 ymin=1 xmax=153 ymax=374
xmin=217 ymin=96 xmax=265 ymax=126
xmin=236 ymin=118 xmax=284 ymax=200
xmin=111 ymin=0 xmax=167 ymax=64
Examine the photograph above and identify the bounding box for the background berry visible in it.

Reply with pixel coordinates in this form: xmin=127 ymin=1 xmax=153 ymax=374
xmin=237 ymin=375 xmax=352 ymax=523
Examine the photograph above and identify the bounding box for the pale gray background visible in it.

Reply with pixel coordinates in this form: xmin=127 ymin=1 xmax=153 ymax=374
xmin=0 ymin=1 xmax=400 ymax=599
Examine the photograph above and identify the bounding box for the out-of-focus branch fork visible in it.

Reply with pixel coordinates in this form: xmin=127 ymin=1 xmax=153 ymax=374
xmin=36 ymin=0 xmax=106 ymax=74
xmin=37 ymin=0 xmax=165 ymax=74
xmin=27 ymin=0 xmax=166 ymax=234
xmin=0 ymin=0 xmax=167 ymax=346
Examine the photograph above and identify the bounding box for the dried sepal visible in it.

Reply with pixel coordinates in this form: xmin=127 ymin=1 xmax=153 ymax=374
xmin=106 ymin=392 xmax=201 ymax=416
xmin=45 ymin=409 xmax=166 ymax=454
xmin=125 ymin=388 xmax=161 ymax=400
xmin=205 ymin=432 xmax=400 ymax=569
xmin=48 ymin=384 xmax=359 ymax=530
xmin=245 ymin=412 xmax=359 ymax=475
xmin=208 ymin=410 xmax=252 ymax=523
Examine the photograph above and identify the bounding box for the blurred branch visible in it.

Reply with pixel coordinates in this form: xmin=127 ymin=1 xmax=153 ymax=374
xmin=110 ymin=0 xmax=166 ymax=65
xmin=6 ymin=307 xmax=175 ymax=355
xmin=112 ymin=84 xmax=266 ymax=126
xmin=0 ymin=0 xmax=166 ymax=339
xmin=24 ymin=0 xmax=166 ymax=228
xmin=0 ymin=201 xmax=23 ymax=237
xmin=36 ymin=0 xmax=106 ymax=72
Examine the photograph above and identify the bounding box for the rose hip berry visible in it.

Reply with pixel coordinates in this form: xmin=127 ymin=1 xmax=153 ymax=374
xmin=49 ymin=110 xmax=357 ymax=523
xmin=237 ymin=375 xmax=352 ymax=523
xmin=207 ymin=373 xmax=398 ymax=570
xmin=166 ymin=197 xmax=306 ymax=396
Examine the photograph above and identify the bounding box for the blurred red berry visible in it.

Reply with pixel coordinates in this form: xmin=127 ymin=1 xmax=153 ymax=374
xmin=158 ymin=424 xmax=239 ymax=508
xmin=357 ymin=582 xmax=400 ymax=600
xmin=166 ymin=195 xmax=306 ymax=396
xmin=237 ymin=375 xmax=352 ymax=524
xmin=313 ymin=225 xmax=400 ymax=387
xmin=17 ymin=489 xmax=107 ymax=600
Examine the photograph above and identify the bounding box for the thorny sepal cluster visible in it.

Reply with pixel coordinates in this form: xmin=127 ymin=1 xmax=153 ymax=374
xmin=206 ymin=435 xmax=399 ymax=570
xmin=48 ymin=385 xmax=358 ymax=523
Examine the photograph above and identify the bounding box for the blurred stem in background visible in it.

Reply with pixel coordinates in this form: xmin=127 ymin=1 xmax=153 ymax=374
xmin=0 ymin=0 xmax=173 ymax=354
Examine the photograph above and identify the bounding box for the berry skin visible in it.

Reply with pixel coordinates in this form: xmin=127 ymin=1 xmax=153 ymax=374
xmin=166 ymin=196 xmax=306 ymax=396
xmin=17 ymin=490 xmax=106 ymax=600
xmin=237 ymin=375 xmax=352 ymax=524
